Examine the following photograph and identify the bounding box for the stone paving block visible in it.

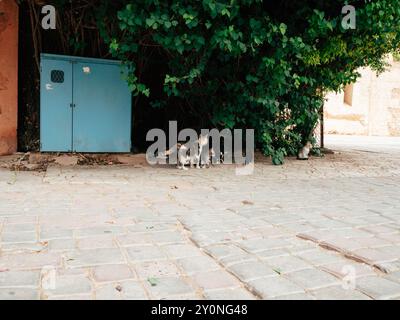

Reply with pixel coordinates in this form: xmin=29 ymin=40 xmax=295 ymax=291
xmin=65 ymin=248 xmax=125 ymax=268
xmin=264 ymin=255 xmax=313 ymax=274
xmin=47 ymin=294 xmax=92 ymax=300
xmin=150 ymin=231 xmax=186 ymax=245
xmin=239 ymin=218 xmax=272 ymax=229
xmin=220 ymin=254 xmax=258 ymax=267
xmin=40 ymin=228 xmax=73 ymax=241
xmin=95 ymin=281 xmax=147 ymax=300
xmin=122 ymin=280 xmax=149 ymax=300
xmin=360 ymin=215 xmax=396 ymax=226
xmin=264 ymin=214 xmax=304 ymax=225
xmin=40 ymin=216 xmax=101 ymax=230
xmin=135 ymin=261 xmax=181 ymax=280
xmin=296 ymin=231 xmax=335 ymax=244
xmin=163 ymin=244 xmax=202 ymax=259
xmin=351 ymin=235 xmax=393 ymax=249
xmin=320 ymin=261 xmax=377 ymax=279
xmin=5 ymin=216 xmax=37 ymax=225
xmin=164 ymin=292 xmax=204 ymax=300
xmin=0 ymin=271 xmax=40 ymax=288
xmin=280 ymin=222 xmax=316 ymax=234
xmin=43 ymin=274 xmax=92 ymax=297
xmin=231 ymin=228 xmax=263 ymax=241
xmin=377 ymin=233 xmax=400 ymax=244
xmin=248 ymin=276 xmax=305 ymax=298
xmin=176 ymin=255 xmax=221 ymax=275
xmin=351 ymin=248 xmax=398 ymax=266
xmin=257 ymin=249 xmax=290 ymax=259
xmin=294 ymin=249 xmax=343 ymax=266
xmin=193 ymin=270 xmax=240 ymax=291
xmin=144 ymin=276 xmax=194 ymax=299
xmin=2 ymin=232 xmax=37 ymax=244
xmin=0 ymin=252 xmax=62 ymax=270
xmin=361 ymin=225 xmax=398 ymax=235
xmin=0 ymin=288 xmax=39 ymax=300
xmin=229 ymin=261 xmax=277 ymax=281
xmin=356 ymin=276 xmax=400 ymax=300
xmin=204 ymin=288 xmax=256 ymax=300
xmin=286 ymin=238 xmax=318 ymax=253
xmin=318 ymin=238 xmax=363 ymax=253
xmin=73 ymin=226 xmax=125 ymax=238
xmin=127 ymin=222 xmax=177 ymax=233
xmin=3 ymin=223 xmax=36 ymax=233
xmin=270 ymin=292 xmax=315 ymax=300
xmin=117 ymin=233 xmax=154 ymax=247
xmin=330 ymin=228 xmax=376 ymax=239
xmin=378 ymin=260 xmax=400 ymax=274
xmin=251 ymin=226 xmax=291 ymax=238
xmin=238 ymin=238 xmax=292 ymax=253
xmin=57 ymin=267 xmax=89 ymax=277
xmin=92 ymin=264 xmax=135 ymax=283
xmin=126 ymin=246 xmax=167 ymax=262
xmin=95 ymin=283 xmax=123 ymax=300
xmin=76 ymin=235 xmax=116 ymax=250
xmin=48 ymin=239 xmax=76 ymax=251
xmin=205 ymin=244 xmax=247 ymax=260
xmin=310 ymin=286 xmax=371 ymax=300
xmin=385 ymin=270 xmax=400 ymax=284
xmin=308 ymin=218 xmax=350 ymax=230
xmin=192 ymin=231 xmax=234 ymax=246
xmin=0 ymin=242 xmax=47 ymax=253
xmin=379 ymin=245 xmax=400 ymax=257
xmin=285 ymin=268 xmax=341 ymax=290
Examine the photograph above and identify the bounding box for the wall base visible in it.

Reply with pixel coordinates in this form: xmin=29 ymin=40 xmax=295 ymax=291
xmin=0 ymin=0 xmax=19 ymax=155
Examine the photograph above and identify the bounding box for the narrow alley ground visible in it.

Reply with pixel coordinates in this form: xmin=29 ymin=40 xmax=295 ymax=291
xmin=0 ymin=135 xmax=400 ymax=300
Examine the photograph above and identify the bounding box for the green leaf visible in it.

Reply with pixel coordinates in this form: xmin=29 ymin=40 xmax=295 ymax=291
xmin=147 ymin=277 xmax=158 ymax=287
xmin=146 ymin=18 xmax=155 ymax=27
xmin=279 ymin=23 xmax=287 ymax=35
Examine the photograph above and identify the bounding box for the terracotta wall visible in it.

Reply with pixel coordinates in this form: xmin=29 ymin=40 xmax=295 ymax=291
xmin=0 ymin=0 xmax=18 ymax=155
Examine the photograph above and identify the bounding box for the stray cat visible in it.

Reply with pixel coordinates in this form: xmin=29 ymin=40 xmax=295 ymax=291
xmin=177 ymin=144 xmax=192 ymax=170
xmin=206 ymin=148 xmax=225 ymax=166
xmin=298 ymin=141 xmax=312 ymax=160
xmin=173 ymin=134 xmax=210 ymax=170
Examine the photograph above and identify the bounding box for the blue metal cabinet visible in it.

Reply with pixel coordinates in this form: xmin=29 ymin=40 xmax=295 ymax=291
xmin=40 ymin=54 xmax=132 ymax=153
xmin=40 ymin=57 xmax=73 ymax=152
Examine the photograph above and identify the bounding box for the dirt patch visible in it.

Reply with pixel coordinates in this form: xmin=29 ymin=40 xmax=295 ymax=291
xmin=76 ymin=154 xmax=122 ymax=166
xmin=0 ymin=153 xmax=149 ymax=172
xmin=6 ymin=153 xmax=51 ymax=172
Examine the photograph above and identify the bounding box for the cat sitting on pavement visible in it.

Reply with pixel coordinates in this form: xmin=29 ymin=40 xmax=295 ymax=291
xmin=161 ymin=135 xmax=212 ymax=170
xmin=297 ymin=141 xmax=312 ymax=160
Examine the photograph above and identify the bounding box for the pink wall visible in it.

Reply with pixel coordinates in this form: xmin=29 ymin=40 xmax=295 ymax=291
xmin=0 ymin=0 xmax=18 ymax=155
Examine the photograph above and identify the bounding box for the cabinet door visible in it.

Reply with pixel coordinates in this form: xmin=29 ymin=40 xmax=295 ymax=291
xmin=40 ymin=58 xmax=73 ymax=152
xmin=72 ymin=62 xmax=131 ymax=153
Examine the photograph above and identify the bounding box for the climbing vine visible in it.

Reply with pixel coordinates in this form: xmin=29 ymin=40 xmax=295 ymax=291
xmin=108 ymin=0 xmax=400 ymax=163
xmin=20 ymin=1 xmax=400 ymax=164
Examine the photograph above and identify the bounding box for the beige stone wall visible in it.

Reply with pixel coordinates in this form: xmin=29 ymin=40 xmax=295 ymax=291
xmin=0 ymin=0 xmax=18 ymax=155
xmin=324 ymin=56 xmax=400 ymax=136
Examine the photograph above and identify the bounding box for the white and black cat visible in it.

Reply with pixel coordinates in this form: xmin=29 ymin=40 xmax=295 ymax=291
xmin=165 ymin=135 xmax=210 ymax=170
xmin=298 ymin=141 xmax=312 ymax=160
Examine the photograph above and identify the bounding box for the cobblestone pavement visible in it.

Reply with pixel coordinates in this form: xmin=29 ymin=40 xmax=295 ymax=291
xmin=0 ymin=135 xmax=400 ymax=300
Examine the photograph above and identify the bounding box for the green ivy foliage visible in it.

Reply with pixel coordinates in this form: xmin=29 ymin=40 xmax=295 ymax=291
xmin=107 ymin=0 xmax=400 ymax=164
